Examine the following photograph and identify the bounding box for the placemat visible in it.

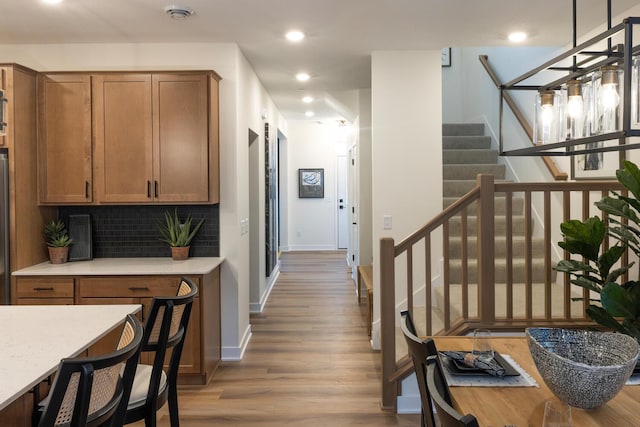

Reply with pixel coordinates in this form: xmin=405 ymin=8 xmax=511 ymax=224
xmin=442 ymin=353 xmax=539 ymax=387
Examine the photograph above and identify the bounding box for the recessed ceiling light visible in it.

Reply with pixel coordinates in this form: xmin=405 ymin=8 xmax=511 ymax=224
xmin=508 ymin=32 xmax=527 ymax=43
xmin=164 ymin=5 xmax=195 ymax=20
xmin=286 ymin=30 xmax=305 ymax=42
xmin=305 ymin=111 xmax=315 ymax=117
xmin=302 ymin=96 xmax=314 ymax=103
xmin=42 ymin=0 xmax=63 ymax=4
xmin=296 ymin=72 xmax=310 ymax=82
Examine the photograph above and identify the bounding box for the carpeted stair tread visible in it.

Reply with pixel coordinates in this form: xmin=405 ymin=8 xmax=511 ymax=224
xmin=448 ymin=235 xmax=546 ymax=258
xmin=443 ymin=135 xmax=492 ymax=149
xmin=444 ymin=179 xmax=511 ymax=197
xmin=443 ymin=149 xmax=498 ymax=164
xmin=443 ymin=196 xmax=525 ymax=214
xmin=443 ymin=123 xmax=485 ymax=136
xmin=443 ymin=164 xmax=506 ymax=180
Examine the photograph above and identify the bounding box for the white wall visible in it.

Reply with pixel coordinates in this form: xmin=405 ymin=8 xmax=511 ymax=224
xmin=0 ymin=42 xmax=286 ymax=360
xmin=284 ymin=121 xmax=350 ymax=251
xmin=371 ymin=50 xmax=443 ymax=348
xmin=357 ymin=89 xmax=373 ymax=266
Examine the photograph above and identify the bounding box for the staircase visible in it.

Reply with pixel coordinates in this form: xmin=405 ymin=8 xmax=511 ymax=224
xmin=438 ymin=123 xmax=562 ymax=322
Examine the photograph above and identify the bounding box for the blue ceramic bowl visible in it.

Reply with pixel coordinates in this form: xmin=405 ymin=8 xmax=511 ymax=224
xmin=526 ymin=328 xmax=639 ymax=409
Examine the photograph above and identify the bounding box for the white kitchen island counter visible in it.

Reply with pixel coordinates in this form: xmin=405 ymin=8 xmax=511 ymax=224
xmin=0 ymin=304 xmax=141 ymax=413
xmin=13 ymin=257 xmax=223 ymax=276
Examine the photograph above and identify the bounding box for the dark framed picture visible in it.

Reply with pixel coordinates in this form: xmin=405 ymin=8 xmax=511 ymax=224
xmin=441 ymin=47 xmax=451 ymax=67
xmin=298 ymin=168 xmax=324 ymax=198
xmin=571 ymin=141 xmax=624 ymax=180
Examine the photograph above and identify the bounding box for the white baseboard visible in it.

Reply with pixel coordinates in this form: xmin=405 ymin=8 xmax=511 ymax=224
xmin=284 ymin=244 xmax=337 ymax=251
xmin=222 ymin=324 xmax=252 ymax=361
xmin=250 ymin=264 xmax=280 ymax=313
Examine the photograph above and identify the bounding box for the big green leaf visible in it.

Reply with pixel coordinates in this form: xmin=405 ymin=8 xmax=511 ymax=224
xmin=586 ymin=305 xmax=628 ymax=334
xmin=597 ymin=245 xmax=625 ymax=278
xmin=617 ymin=160 xmax=640 ymax=201
xmin=554 ymin=259 xmax=599 ymax=275
xmin=601 ymin=282 xmax=635 ymax=318
xmin=558 ymin=217 xmax=605 ymax=261
xmin=569 ymin=276 xmax=604 ymax=293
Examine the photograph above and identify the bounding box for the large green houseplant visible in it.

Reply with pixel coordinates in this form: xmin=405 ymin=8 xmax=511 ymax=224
xmin=555 ymin=160 xmax=640 ymax=342
xmin=158 ymin=209 xmax=205 ymax=260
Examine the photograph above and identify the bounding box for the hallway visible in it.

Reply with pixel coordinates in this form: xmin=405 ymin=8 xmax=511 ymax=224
xmin=145 ymin=251 xmax=419 ymax=426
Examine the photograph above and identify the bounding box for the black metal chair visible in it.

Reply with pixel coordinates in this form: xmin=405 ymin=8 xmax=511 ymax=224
xmin=37 ymin=314 xmax=143 ymax=427
xmin=426 ymin=355 xmax=479 ymax=427
xmin=400 ymin=310 xmax=438 ymax=427
xmin=124 ymin=277 xmax=198 ymax=427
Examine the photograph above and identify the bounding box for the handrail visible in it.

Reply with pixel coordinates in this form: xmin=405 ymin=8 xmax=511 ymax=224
xmin=479 ymin=55 xmax=568 ymax=181
xmin=380 ymin=176 xmax=626 ymax=410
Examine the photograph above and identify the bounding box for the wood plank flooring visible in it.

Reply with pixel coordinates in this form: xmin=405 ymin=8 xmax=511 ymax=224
xmin=135 ymin=251 xmax=418 ymax=426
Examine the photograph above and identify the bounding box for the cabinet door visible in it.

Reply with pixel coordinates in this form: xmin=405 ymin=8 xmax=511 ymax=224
xmin=152 ymin=73 xmax=209 ymax=202
xmin=93 ymin=74 xmax=153 ymax=203
xmin=37 ymin=74 xmax=92 ymax=204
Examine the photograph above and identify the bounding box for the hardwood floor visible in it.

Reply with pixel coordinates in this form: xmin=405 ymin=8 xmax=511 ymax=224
xmin=135 ymin=251 xmax=419 ymax=426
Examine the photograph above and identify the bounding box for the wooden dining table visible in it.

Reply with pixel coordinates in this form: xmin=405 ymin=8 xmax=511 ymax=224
xmin=433 ymin=336 xmax=640 ymax=427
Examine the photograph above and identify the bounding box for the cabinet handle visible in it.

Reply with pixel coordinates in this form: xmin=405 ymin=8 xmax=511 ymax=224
xmin=128 ymin=287 xmax=149 ymax=291
xmin=147 ymin=181 xmax=151 ymax=198
xmin=33 ymin=287 xmax=54 ymax=291
xmin=154 ymin=181 xmax=158 ymax=198
xmin=85 ymin=181 xmax=89 ymax=199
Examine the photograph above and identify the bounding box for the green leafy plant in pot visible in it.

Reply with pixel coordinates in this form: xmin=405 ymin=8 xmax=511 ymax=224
xmin=44 ymin=219 xmax=73 ymax=264
xmin=555 ymin=160 xmax=640 ymax=342
xmin=158 ymin=209 xmax=205 ymax=260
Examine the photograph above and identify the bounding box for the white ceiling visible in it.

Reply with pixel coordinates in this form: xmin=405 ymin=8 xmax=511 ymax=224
xmin=1 ymin=0 xmax=639 ymax=121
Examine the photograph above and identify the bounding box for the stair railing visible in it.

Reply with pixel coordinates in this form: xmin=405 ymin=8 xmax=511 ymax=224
xmin=380 ymin=175 xmax=626 ymax=410
xmin=478 ymin=55 xmax=568 ymax=181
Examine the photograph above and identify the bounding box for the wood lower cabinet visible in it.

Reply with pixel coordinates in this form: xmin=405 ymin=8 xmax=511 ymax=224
xmin=15 ymin=269 xmax=220 ymax=385
xmin=14 ymin=277 xmax=74 ymax=305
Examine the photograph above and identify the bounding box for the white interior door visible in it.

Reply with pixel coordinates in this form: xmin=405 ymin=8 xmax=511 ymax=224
xmin=337 ymin=155 xmax=349 ymax=249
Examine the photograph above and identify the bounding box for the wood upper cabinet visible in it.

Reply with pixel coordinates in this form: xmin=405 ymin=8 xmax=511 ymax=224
xmin=152 ymin=73 xmax=210 ymax=203
xmin=37 ymin=70 xmax=220 ymax=205
xmin=93 ymin=74 xmax=153 ymax=202
xmin=37 ymin=74 xmax=92 ymax=204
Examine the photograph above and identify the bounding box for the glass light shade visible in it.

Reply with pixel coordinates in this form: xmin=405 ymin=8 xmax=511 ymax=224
xmin=632 ymin=57 xmax=640 ymax=126
xmin=534 ymin=90 xmax=561 ymax=144
xmin=593 ymin=66 xmax=623 ymax=133
xmin=562 ymin=79 xmax=585 ymax=140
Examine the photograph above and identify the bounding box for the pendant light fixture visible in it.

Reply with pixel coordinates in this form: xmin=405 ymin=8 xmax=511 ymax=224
xmin=499 ymin=0 xmax=640 ymax=157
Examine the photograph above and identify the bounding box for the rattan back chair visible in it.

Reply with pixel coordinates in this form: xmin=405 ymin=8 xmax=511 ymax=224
xmin=124 ymin=277 xmax=198 ymax=427
xmin=38 ymin=314 xmax=143 ymax=427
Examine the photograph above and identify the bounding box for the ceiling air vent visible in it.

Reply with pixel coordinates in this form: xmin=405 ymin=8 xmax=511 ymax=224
xmin=164 ymin=5 xmax=195 ymax=20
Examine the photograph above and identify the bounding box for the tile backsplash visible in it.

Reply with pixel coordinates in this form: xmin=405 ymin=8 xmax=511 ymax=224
xmin=58 ymin=205 xmax=219 ymax=258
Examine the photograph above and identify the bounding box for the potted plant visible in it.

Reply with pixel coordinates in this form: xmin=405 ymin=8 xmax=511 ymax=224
xmin=44 ymin=219 xmax=73 ymax=264
xmin=555 ymin=160 xmax=640 ymax=342
xmin=158 ymin=209 xmax=205 ymax=260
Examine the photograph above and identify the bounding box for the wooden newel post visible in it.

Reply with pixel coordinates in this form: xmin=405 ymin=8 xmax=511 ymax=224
xmin=380 ymin=237 xmax=396 ymax=411
xmin=476 ymin=174 xmax=496 ymax=324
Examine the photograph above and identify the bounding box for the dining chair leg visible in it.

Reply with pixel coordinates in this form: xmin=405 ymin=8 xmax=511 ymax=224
xmin=168 ymin=384 xmax=180 ymax=427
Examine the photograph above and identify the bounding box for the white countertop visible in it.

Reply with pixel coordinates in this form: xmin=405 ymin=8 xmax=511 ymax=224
xmin=0 ymin=304 xmax=141 ymax=411
xmin=13 ymin=257 xmax=223 ymax=276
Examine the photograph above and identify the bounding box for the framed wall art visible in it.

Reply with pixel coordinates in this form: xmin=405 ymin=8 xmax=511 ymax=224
xmin=571 ymin=141 xmax=624 ymax=180
xmin=298 ymin=168 xmax=324 ymax=198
